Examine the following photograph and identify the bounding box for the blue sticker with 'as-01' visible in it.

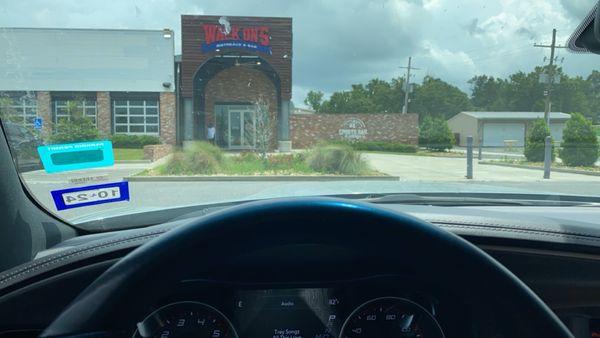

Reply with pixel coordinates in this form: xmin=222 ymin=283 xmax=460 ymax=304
xmin=51 ymin=181 xmax=129 ymax=211
xmin=38 ymin=140 xmax=114 ymax=173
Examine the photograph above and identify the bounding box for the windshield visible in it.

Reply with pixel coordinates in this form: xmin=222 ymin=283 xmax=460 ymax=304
xmin=1 ymin=0 xmax=599 ymax=230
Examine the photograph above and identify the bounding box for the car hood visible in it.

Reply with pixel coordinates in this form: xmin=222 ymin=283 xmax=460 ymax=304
xmin=68 ymin=180 xmax=577 ymax=227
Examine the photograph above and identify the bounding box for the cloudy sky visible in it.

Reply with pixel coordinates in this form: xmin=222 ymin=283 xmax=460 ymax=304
xmin=0 ymin=0 xmax=598 ymax=107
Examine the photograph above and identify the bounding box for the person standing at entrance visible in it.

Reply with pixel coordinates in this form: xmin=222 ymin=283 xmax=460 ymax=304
xmin=207 ymin=123 xmax=216 ymax=145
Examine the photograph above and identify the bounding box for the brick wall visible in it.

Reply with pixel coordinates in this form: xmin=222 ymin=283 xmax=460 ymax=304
xmin=96 ymin=92 xmax=111 ymax=137
xmin=204 ymin=66 xmax=278 ymax=146
xmin=36 ymin=91 xmax=52 ymax=139
xmin=143 ymin=144 xmax=173 ymax=161
xmin=159 ymin=92 xmax=176 ymax=145
xmin=291 ymin=113 xmax=419 ymax=149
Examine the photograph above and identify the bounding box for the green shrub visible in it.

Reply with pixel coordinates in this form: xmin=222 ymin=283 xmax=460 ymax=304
xmin=307 ymin=143 xmax=368 ymax=175
xmin=419 ymin=116 xmax=454 ymax=151
xmin=233 ymin=151 xmax=260 ymax=163
xmin=185 ymin=149 xmax=220 ymax=174
xmin=111 ymin=134 xmax=160 ymax=148
xmin=49 ymin=110 xmax=99 ymax=144
xmin=160 ymin=141 xmax=222 ymax=175
xmin=186 ymin=141 xmax=224 ymax=163
xmin=524 ymin=119 xmax=555 ymax=162
xmin=160 ymin=152 xmax=190 ymax=175
xmin=559 ymin=113 xmax=599 ymax=166
xmin=331 ymin=140 xmax=417 ymax=153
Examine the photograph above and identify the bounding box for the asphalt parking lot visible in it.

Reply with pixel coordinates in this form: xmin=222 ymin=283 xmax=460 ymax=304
xmin=19 ymin=153 xmax=600 ymax=225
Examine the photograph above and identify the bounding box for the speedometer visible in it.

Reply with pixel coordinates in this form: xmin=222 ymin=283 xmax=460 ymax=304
xmin=339 ymin=297 xmax=444 ymax=338
xmin=133 ymin=301 xmax=238 ymax=338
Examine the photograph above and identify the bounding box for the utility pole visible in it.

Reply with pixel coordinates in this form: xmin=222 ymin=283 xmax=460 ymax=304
xmin=534 ymin=29 xmax=566 ymax=126
xmin=400 ymin=57 xmax=420 ymax=114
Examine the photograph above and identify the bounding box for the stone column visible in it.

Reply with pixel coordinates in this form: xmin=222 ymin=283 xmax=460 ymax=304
xmin=277 ymin=100 xmax=292 ymax=152
xmin=36 ymin=91 xmax=52 ymax=140
xmin=96 ymin=92 xmax=111 ymax=137
xmin=159 ymin=92 xmax=176 ymax=145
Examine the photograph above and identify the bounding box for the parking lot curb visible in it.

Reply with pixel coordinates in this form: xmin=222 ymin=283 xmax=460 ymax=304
xmin=125 ymin=175 xmax=400 ymax=182
xmin=479 ymin=161 xmax=600 ymax=177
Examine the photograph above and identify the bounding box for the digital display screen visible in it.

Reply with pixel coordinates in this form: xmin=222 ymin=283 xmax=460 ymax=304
xmin=233 ymin=288 xmax=343 ymax=338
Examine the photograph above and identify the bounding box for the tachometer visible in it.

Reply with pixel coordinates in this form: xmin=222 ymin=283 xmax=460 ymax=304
xmin=340 ymin=297 xmax=444 ymax=338
xmin=134 ymin=301 xmax=238 ymax=338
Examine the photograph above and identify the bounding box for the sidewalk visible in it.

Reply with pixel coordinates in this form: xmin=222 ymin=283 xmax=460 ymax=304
xmin=363 ymin=152 xmax=600 ymax=182
xmin=450 ymin=146 xmax=524 ymax=159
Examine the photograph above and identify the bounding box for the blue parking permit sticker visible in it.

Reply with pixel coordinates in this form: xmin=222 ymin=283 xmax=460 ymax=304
xmin=37 ymin=140 xmax=114 ymax=173
xmin=51 ymin=181 xmax=129 ymax=211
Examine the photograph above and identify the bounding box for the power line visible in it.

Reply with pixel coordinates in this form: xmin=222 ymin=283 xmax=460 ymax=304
xmin=399 ymin=57 xmax=420 ymax=114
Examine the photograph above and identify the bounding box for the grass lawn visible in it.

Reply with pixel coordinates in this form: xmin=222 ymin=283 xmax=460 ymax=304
xmin=595 ymin=125 xmax=600 ymax=139
xmin=113 ymin=148 xmax=145 ymax=161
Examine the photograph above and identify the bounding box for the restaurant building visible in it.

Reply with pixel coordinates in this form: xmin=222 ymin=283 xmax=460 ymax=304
xmin=0 ymin=16 xmax=293 ymax=150
xmin=179 ymin=15 xmax=293 ymax=151
xmin=0 ymin=27 xmax=176 ymax=144
xmin=1 ymin=16 xmax=418 ymax=151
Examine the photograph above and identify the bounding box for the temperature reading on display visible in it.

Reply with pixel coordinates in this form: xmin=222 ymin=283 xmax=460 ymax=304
xmin=233 ymin=288 xmax=342 ymax=338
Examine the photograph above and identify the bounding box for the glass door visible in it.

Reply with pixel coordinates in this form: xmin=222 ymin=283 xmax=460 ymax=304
xmin=228 ymin=110 xmax=242 ymax=148
xmin=227 ymin=109 xmax=255 ymax=149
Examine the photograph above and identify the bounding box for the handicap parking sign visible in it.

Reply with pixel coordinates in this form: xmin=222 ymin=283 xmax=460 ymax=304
xmin=34 ymin=117 xmax=43 ymax=130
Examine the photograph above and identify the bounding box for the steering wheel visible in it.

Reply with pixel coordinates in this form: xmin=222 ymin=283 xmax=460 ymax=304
xmin=41 ymin=198 xmax=573 ymax=338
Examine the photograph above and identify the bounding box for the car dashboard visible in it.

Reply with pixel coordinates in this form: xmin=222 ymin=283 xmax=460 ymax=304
xmin=2 ymin=203 xmax=600 ymax=338
xmin=133 ymin=276 xmax=458 ymax=338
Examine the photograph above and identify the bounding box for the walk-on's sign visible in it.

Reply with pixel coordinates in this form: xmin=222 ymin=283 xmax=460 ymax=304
xmin=201 ymin=16 xmax=272 ymax=55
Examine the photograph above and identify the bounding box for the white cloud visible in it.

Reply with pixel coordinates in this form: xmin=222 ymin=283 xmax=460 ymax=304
xmin=0 ymin=0 xmax=597 ymax=99
xmin=421 ymin=40 xmax=476 ymax=71
xmin=422 ymin=0 xmax=443 ymax=11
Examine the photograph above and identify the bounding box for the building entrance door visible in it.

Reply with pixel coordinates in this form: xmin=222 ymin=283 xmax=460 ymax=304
xmin=215 ymin=105 xmax=256 ymax=149
xmin=228 ymin=109 xmax=256 ymax=149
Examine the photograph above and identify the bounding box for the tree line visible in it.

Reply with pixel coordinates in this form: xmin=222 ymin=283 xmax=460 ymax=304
xmin=304 ymin=66 xmax=600 ymax=122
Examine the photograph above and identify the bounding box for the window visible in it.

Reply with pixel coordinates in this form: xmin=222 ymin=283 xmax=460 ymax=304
xmin=0 ymin=95 xmax=37 ymax=127
xmin=53 ymin=99 xmax=97 ymax=125
xmin=113 ymin=99 xmax=159 ymax=134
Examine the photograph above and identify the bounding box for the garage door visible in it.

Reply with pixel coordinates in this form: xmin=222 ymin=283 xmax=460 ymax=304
xmin=483 ymin=123 xmax=525 ymax=147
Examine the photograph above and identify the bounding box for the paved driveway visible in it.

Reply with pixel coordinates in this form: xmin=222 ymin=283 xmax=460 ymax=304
xmin=363 ymin=153 xmax=600 ymax=182
xmin=15 ymin=154 xmax=600 ymax=226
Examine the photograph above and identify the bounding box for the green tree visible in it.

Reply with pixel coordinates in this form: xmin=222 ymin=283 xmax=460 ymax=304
xmin=469 ymin=66 xmax=598 ymax=122
xmin=410 ymin=76 xmax=472 ymax=119
xmin=524 ymin=119 xmax=554 ymax=162
xmin=419 ymin=116 xmax=454 ymax=151
xmin=49 ymin=100 xmax=99 ymax=144
xmin=314 ymin=77 xmax=407 ymax=114
xmin=468 ymin=75 xmax=510 ymax=110
xmin=249 ymin=96 xmax=274 ymax=161
xmin=365 ymin=78 xmax=401 ymax=113
xmin=304 ymin=90 xmax=324 ymax=112
xmin=559 ymin=113 xmax=599 ymax=166
xmin=586 ymin=71 xmax=600 ymax=122
xmin=504 ymin=68 xmax=546 ymax=111
xmin=0 ymin=96 xmax=16 ymax=122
